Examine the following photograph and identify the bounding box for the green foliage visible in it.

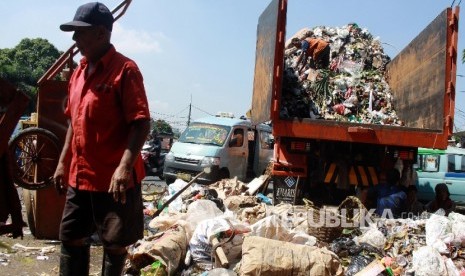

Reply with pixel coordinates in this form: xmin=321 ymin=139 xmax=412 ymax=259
xmin=0 ymin=38 xmax=62 ymax=113
xmin=463 ymin=48 xmax=465 ymax=64
xmin=150 ymin=118 xmax=174 ymax=136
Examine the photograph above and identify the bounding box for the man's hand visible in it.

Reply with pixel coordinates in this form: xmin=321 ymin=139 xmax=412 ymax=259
xmin=53 ymin=163 xmax=68 ymax=195
xmin=109 ymin=165 xmax=131 ymax=204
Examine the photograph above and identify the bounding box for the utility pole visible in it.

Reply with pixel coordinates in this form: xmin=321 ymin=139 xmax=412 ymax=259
xmin=187 ymin=95 xmax=192 ymax=126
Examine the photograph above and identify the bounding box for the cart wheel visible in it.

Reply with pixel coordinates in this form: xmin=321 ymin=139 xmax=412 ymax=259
xmin=8 ymin=127 xmax=60 ymax=190
xmin=22 ymin=189 xmax=36 ymax=237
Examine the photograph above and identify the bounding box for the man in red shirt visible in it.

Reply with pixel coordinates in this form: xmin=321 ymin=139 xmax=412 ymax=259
xmin=53 ymin=2 xmax=150 ymax=275
xmin=291 ymin=34 xmax=330 ymax=73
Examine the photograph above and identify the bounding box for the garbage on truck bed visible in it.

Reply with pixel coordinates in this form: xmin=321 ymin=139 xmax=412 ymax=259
xmin=281 ymin=23 xmax=404 ymax=126
xmin=127 ymin=176 xmax=465 ymax=275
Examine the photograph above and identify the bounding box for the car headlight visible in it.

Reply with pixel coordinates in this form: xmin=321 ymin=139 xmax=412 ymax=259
xmin=201 ymin=156 xmax=220 ymax=166
xmin=165 ymin=152 xmax=174 ymax=162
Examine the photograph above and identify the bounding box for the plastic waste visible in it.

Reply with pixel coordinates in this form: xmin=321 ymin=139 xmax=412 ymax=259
xmin=355 ymin=227 xmax=386 ymax=250
xmin=425 ymin=213 xmax=452 ymax=253
xmin=140 ymin=260 xmax=167 ymax=276
xmin=412 ymin=246 xmax=446 ymax=276
xmin=203 ymin=268 xmax=237 ymax=276
xmin=256 ymin=193 xmax=272 ymax=205
xmin=448 ymin=212 xmax=465 ymax=246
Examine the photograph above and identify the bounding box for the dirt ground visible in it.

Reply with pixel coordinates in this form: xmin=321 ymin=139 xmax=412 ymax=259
xmin=0 ymin=232 xmax=104 ymax=276
xmin=0 ymin=181 xmax=164 ymax=276
xmin=0 ymin=188 xmax=104 ymax=276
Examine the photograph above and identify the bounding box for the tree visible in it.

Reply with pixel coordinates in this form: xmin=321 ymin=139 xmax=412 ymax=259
xmin=150 ymin=119 xmax=174 ymax=135
xmin=0 ymin=38 xmax=62 ymax=114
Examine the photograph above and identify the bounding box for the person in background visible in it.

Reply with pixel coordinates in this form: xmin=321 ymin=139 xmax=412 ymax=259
xmin=230 ymin=128 xmax=244 ymax=147
xmin=399 ymin=160 xmax=418 ymax=191
xmin=52 ymin=2 xmax=150 ymax=275
xmin=291 ymin=33 xmax=330 ymax=74
xmin=406 ymin=185 xmax=424 ymax=216
xmin=426 ymin=183 xmax=456 ymax=215
xmin=0 ymin=154 xmax=25 ymax=239
xmin=371 ymin=168 xmax=407 ymax=218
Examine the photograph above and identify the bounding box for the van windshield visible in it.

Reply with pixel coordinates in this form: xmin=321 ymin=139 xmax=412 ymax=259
xmin=179 ymin=123 xmax=231 ymax=146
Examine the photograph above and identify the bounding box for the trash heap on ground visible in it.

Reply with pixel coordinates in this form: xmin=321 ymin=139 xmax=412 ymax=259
xmin=127 ymin=176 xmax=465 ymax=276
xmin=282 ymin=23 xmax=404 ymax=126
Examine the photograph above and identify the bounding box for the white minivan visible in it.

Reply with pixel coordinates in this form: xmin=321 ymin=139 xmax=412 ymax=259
xmin=416 ymin=146 xmax=465 ymax=210
xmin=163 ymin=115 xmax=274 ymax=184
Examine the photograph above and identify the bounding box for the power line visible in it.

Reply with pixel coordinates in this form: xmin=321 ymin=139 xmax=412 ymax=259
xmin=149 ymin=105 xmax=190 ymax=119
xmin=191 ymin=104 xmax=215 ymax=116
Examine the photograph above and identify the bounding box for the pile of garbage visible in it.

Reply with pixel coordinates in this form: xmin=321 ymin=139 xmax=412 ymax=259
xmin=128 ymin=176 xmax=465 ymax=276
xmin=281 ymin=23 xmax=404 ymax=126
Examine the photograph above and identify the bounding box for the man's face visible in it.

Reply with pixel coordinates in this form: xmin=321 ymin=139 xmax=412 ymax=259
xmin=72 ymin=27 xmax=102 ymax=60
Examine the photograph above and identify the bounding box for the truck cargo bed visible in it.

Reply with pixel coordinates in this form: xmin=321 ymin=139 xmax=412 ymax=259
xmin=251 ymin=0 xmax=459 ymax=149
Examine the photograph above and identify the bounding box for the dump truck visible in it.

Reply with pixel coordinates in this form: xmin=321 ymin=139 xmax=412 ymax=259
xmin=251 ymin=0 xmax=460 ymax=205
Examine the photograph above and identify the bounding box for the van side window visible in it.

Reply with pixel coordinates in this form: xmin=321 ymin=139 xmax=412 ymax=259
xmin=461 ymin=156 xmax=465 ymax=172
xmin=247 ymin=129 xmax=255 ymax=141
xmin=260 ymin=131 xmax=274 ymax=150
xmin=230 ymin=128 xmax=244 ymax=147
xmin=422 ymin=154 xmax=439 ymax=172
xmin=448 ymin=154 xmax=456 ymax=172
xmin=448 ymin=154 xmax=465 ymax=173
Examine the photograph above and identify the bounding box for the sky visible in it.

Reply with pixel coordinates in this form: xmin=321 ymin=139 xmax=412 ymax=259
xmin=1 ymin=0 xmax=464 ymax=133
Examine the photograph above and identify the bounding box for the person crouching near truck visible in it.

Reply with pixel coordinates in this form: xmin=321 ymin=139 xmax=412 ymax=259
xmin=291 ymin=33 xmax=330 ymax=77
xmin=426 ymin=183 xmax=456 ymax=215
xmin=369 ymin=168 xmax=407 ymax=218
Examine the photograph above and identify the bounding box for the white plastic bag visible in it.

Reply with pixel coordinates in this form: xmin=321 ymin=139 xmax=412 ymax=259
xmin=165 ymin=179 xmax=190 ymax=212
xmin=448 ymin=212 xmax=465 ymax=246
xmin=185 ymin=200 xmax=224 ymax=238
xmin=425 ymin=213 xmax=452 ymax=253
xmin=189 ymin=217 xmax=249 ymax=264
xmin=355 ymin=227 xmax=386 ymax=250
xmin=412 ymin=246 xmax=446 ymax=276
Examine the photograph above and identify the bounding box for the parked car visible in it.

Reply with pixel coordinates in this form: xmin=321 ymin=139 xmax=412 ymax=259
xmin=416 ymin=146 xmax=465 ymax=211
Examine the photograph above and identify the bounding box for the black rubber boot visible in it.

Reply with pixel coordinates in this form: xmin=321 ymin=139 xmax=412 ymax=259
xmin=102 ymin=250 xmax=128 ymax=276
xmin=59 ymin=244 xmax=90 ymax=276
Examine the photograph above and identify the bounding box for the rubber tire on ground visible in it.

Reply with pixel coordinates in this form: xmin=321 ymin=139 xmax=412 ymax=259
xmin=8 ymin=127 xmax=60 ymax=190
xmin=22 ymin=189 xmax=36 ymax=237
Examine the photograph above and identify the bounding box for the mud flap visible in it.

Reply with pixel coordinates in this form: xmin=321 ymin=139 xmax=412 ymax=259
xmin=272 ymin=175 xmax=304 ymax=205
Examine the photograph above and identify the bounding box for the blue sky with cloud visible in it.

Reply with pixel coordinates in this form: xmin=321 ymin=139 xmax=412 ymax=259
xmin=1 ymin=0 xmax=464 ymax=132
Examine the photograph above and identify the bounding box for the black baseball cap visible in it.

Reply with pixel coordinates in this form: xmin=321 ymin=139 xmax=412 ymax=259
xmin=60 ymin=2 xmax=114 ymax=32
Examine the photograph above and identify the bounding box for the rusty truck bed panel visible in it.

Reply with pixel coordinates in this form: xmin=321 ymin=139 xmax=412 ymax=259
xmin=388 ymin=9 xmax=449 ymax=131
xmin=251 ymin=2 xmax=459 ymax=149
xmin=251 ymin=0 xmax=286 ymax=125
